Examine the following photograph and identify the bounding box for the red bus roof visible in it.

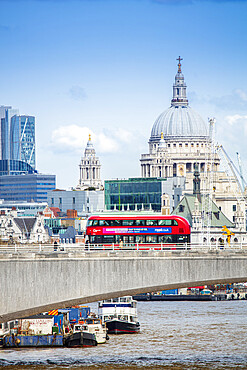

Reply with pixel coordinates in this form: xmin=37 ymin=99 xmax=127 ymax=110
xmin=87 ymin=214 xmax=190 ymax=226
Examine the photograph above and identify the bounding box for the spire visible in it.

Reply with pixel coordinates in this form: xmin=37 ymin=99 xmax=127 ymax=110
xmin=86 ymin=133 xmax=93 ymax=149
xmin=171 ymin=56 xmax=188 ymax=107
xmin=177 ymin=56 xmax=183 ymax=73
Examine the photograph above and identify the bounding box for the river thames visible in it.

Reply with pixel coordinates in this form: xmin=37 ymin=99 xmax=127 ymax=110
xmin=0 ymin=300 xmax=246 ymax=369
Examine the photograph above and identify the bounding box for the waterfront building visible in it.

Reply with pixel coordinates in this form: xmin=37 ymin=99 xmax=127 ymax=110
xmin=104 ymin=177 xmax=185 ymax=211
xmin=0 ymin=173 xmax=56 ymax=202
xmin=47 ymin=188 xmax=104 ymax=214
xmin=0 ymin=199 xmax=47 ymax=217
xmin=172 ymin=165 xmax=246 ymax=245
xmin=10 ymin=115 xmax=36 ymax=169
xmin=140 ymin=57 xmax=246 ymax=224
xmin=0 ymin=210 xmax=49 ymax=244
xmin=76 ymin=134 xmax=102 ymax=191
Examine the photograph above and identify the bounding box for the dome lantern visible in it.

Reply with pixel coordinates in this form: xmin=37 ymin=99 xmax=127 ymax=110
xmin=150 ymin=57 xmax=209 ymax=143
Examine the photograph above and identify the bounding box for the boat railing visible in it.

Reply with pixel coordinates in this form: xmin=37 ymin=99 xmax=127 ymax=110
xmin=0 ymin=242 xmax=246 ymax=255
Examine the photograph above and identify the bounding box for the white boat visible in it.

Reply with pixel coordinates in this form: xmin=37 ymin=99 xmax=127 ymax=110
xmin=73 ymin=316 xmax=108 ymax=344
xmin=98 ymin=296 xmax=140 ymax=334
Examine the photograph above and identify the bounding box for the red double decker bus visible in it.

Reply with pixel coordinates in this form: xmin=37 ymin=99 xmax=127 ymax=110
xmin=86 ymin=214 xmax=190 ymax=247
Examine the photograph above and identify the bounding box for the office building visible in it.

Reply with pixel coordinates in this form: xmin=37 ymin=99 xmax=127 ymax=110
xmin=0 ymin=106 xmax=19 ymax=160
xmin=0 ymin=173 xmax=56 ymax=202
xmin=104 ymin=177 xmax=185 ymax=212
xmin=10 ymin=115 xmax=35 ymax=169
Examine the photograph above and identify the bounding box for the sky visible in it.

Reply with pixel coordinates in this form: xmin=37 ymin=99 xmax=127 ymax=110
xmin=0 ymin=0 xmax=247 ymax=189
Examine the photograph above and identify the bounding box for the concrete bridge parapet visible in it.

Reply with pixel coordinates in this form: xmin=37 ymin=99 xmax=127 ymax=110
xmin=1 ymin=249 xmax=247 ymax=323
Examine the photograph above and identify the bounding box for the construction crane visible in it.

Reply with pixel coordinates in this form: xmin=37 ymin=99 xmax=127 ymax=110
xmin=216 ymin=145 xmax=245 ymax=198
xmin=236 ymin=152 xmax=247 ymax=193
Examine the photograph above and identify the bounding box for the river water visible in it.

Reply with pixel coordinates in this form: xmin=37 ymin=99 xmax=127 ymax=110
xmin=0 ymin=300 xmax=246 ymax=369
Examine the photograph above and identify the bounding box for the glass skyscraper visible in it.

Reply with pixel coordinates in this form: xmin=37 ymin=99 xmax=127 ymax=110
xmin=0 ymin=106 xmax=19 ymax=160
xmin=0 ymin=105 xmax=56 ymax=201
xmin=10 ymin=115 xmax=36 ymax=169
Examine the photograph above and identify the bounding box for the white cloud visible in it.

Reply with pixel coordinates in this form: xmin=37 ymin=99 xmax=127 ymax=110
xmin=225 ymin=114 xmax=247 ymax=134
xmin=50 ymin=124 xmax=134 ymax=154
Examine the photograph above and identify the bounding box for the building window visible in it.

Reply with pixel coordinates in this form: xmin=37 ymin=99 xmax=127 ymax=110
xmin=233 ymin=204 xmax=236 ymax=212
xmin=59 ymin=198 xmax=62 ymax=204
xmin=73 ymin=197 xmax=75 ymax=204
xmin=51 ymin=198 xmax=54 ymax=205
xmin=173 ymin=144 xmax=176 ymax=148
xmin=179 ymin=143 xmax=182 ymax=147
xmin=179 ymin=204 xmax=184 ymax=212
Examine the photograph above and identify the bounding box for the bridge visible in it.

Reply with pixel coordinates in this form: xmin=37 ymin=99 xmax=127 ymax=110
xmin=0 ymin=244 xmax=247 ymax=323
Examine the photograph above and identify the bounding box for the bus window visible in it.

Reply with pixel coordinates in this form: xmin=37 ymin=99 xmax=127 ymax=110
xmin=158 ymin=219 xmax=172 ymax=226
xmin=99 ymin=220 xmax=106 ymax=226
xmin=87 ymin=220 xmax=93 ymax=226
xmin=158 ymin=235 xmax=174 ymax=243
xmin=135 ymin=235 xmax=145 ymax=243
xmin=146 ymin=236 xmax=157 ymax=243
xmin=110 ymin=220 xmax=122 ymax=226
xmin=90 ymin=235 xmax=102 ymax=243
xmin=129 ymin=236 xmax=135 ymax=244
xmin=122 ymin=219 xmax=135 ymax=226
xmin=135 ymin=220 xmax=145 ymax=226
xmin=146 ymin=220 xmax=158 ymax=226
xmin=102 ymin=235 xmax=115 ymax=243
xmin=173 ymin=220 xmax=178 ymax=226
xmin=123 ymin=236 xmax=129 ymax=244
xmin=92 ymin=220 xmax=99 ymax=226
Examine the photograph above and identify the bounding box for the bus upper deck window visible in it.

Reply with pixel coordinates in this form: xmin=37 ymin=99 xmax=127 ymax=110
xmin=158 ymin=219 xmax=172 ymax=226
xmin=110 ymin=220 xmax=122 ymax=226
xmin=122 ymin=220 xmax=135 ymax=226
xmin=87 ymin=220 xmax=93 ymax=226
xmin=136 ymin=220 xmax=145 ymax=226
xmin=92 ymin=220 xmax=99 ymax=226
xmin=146 ymin=220 xmax=158 ymax=226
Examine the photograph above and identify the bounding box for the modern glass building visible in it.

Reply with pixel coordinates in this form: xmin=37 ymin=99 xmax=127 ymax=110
xmin=104 ymin=177 xmax=185 ymax=212
xmin=0 ymin=174 xmax=56 ymax=202
xmin=0 ymin=107 xmax=19 ymax=160
xmin=10 ymin=115 xmax=35 ymax=169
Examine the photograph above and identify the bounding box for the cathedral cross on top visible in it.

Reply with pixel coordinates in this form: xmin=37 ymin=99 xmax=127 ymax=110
xmin=177 ymin=56 xmax=183 ymax=72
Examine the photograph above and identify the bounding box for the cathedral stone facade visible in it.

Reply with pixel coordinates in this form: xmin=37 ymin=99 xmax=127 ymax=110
xmin=140 ymin=58 xmax=245 ymax=227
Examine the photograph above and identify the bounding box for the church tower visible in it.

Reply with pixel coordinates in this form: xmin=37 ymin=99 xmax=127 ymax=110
xmin=77 ymin=134 xmax=102 ymax=190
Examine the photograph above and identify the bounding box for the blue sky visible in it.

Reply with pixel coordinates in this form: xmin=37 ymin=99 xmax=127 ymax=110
xmin=0 ymin=0 xmax=247 ymax=188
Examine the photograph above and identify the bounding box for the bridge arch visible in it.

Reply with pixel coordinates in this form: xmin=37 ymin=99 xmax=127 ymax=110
xmin=1 ymin=251 xmax=247 ymax=323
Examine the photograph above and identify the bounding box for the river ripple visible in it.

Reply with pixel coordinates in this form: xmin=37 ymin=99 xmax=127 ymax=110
xmin=0 ymin=300 xmax=246 ymax=369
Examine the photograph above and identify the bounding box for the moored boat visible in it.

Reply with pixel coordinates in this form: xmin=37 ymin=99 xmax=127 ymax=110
xmin=98 ymin=296 xmax=140 ymax=334
xmin=64 ymin=330 xmax=97 ymax=347
xmin=78 ymin=315 xmax=109 ymax=344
